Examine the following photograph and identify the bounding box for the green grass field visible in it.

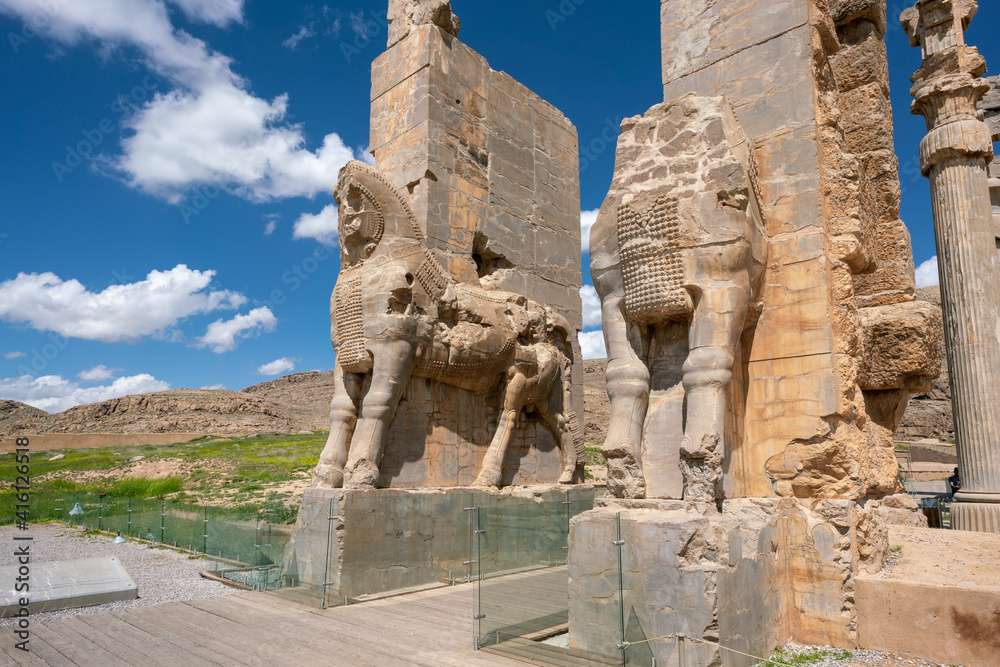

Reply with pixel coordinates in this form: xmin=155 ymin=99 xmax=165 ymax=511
xmin=1 ymin=432 xmax=329 ymax=526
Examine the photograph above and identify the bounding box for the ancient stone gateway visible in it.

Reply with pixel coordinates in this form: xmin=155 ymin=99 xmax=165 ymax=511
xmin=590 ymin=95 xmax=768 ymax=501
xmin=309 ymin=0 xmax=584 ymax=490
xmin=312 ymin=160 xmax=583 ymax=490
xmin=570 ymin=0 xmax=944 ymax=664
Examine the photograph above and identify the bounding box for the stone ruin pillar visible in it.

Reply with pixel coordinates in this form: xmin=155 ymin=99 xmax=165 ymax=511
xmin=980 ymin=76 xmax=1000 ymax=243
xmin=570 ymin=1 xmax=944 ymax=663
xmin=902 ymin=0 xmax=1000 ymax=533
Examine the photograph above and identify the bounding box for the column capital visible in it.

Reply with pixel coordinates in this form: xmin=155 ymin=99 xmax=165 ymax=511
xmin=903 ymin=1 xmax=991 ymax=132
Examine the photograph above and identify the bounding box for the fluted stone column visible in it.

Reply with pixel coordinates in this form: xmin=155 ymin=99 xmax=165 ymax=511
xmin=903 ymin=0 xmax=1000 ymax=532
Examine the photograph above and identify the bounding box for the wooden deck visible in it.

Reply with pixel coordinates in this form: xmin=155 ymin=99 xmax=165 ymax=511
xmin=0 ymin=584 xmax=530 ymax=667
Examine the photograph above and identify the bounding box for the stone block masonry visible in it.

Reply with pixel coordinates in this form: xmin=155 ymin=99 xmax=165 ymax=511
xmin=363 ymin=13 xmax=583 ymax=486
xmin=658 ymin=0 xmax=941 ymax=500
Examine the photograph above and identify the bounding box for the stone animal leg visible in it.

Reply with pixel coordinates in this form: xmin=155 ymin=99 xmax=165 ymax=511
xmin=474 ymin=370 xmax=530 ymax=488
xmin=680 ymin=281 xmax=749 ymax=501
xmin=343 ymin=340 xmax=416 ymax=489
xmin=312 ymin=364 xmax=364 ymax=488
xmin=603 ymin=356 xmax=650 ymax=498
xmin=534 ymin=399 xmax=578 ymax=484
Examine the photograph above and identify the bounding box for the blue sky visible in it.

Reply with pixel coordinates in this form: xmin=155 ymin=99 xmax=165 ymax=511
xmin=0 ymin=0 xmax=996 ymax=413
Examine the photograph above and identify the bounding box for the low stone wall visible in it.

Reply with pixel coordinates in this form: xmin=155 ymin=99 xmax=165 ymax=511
xmin=287 ymin=485 xmax=597 ymax=600
xmin=856 ymin=525 xmax=1000 ymax=667
xmin=568 ymin=497 xmax=893 ymax=667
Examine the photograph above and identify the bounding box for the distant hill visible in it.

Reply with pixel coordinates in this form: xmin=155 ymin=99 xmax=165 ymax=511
xmin=0 ymin=372 xmax=338 ymax=437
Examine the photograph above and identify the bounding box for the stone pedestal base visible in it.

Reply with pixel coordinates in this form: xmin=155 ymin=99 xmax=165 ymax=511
xmin=951 ymin=500 xmax=1000 ymax=533
xmin=568 ymin=497 xmax=895 ymax=667
xmin=286 ymin=485 xmax=596 ymax=600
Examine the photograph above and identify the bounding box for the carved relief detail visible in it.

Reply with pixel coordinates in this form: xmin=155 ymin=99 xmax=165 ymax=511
xmin=618 ymin=195 xmax=689 ymax=324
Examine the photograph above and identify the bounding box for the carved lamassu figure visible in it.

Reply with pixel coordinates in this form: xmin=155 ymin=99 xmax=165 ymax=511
xmin=312 ymin=161 xmax=583 ymax=490
xmin=590 ymin=95 xmax=767 ymax=500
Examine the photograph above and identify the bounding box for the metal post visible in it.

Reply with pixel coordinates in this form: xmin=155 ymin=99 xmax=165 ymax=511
xmin=160 ymin=498 xmax=166 ymax=544
xmin=98 ymin=495 xmax=104 ymax=531
xmin=321 ymin=497 xmax=334 ymax=610
xmin=203 ymin=507 xmax=209 ymax=554
xmin=677 ymin=634 xmax=686 ymax=667
xmin=127 ymin=498 xmax=132 ymax=537
xmin=614 ymin=514 xmax=626 ymax=667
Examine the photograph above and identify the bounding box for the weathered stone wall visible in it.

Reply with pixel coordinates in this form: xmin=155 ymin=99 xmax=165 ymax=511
xmin=380 ymin=377 xmax=570 ymax=487
xmin=288 ymin=485 xmax=597 ymax=599
xmin=366 ymin=19 xmax=583 ymax=485
xmin=659 ymin=0 xmax=940 ymax=500
xmin=568 ymin=497 xmax=891 ymax=665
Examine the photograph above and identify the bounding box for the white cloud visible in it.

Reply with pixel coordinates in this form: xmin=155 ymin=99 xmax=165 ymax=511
xmin=282 ymin=24 xmax=315 ymax=50
xmin=121 ymin=87 xmax=359 ymax=202
xmin=264 ymin=217 xmax=277 ymax=235
xmin=4 ymin=351 xmax=26 ymax=360
xmin=257 ymin=357 xmax=297 ymax=376
xmin=0 ymin=265 xmax=244 ymax=343
xmin=78 ymin=365 xmax=117 ymax=382
xmin=169 ymin=0 xmax=244 ymax=27
xmin=580 ymin=209 xmax=599 ymax=254
xmin=579 ymin=330 xmax=607 ymax=360
xmin=293 ymin=205 xmax=339 ymax=245
xmin=915 ymin=256 xmax=939 ymax=288
xmin=0 ymin=0 xmax=361 ymax=202
xmin=201 ymin=383 xmax=226 ymax=390
xmin=197 ymin=307 xmax=277 ymax=353
xmin=581 ymin=285 xmax=602 ymax=329
xmin=0 ymin=373 xmax=170 ymax=413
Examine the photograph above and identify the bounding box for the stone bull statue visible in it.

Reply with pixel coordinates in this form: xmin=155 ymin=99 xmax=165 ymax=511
xmin=590 ymin=95 xmax=768 ymax=500
xmin=312 ymin=161 xmax=584 ymax=490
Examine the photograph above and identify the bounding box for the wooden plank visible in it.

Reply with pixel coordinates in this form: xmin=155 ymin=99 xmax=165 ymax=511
xmin=111 ymin=608 xmax=250 ymax=667
xmin=75 ymin=613 xmax=219 ymax=667
xmin=217 ymin=593 xmax=517 ymax=667
xmin=60 ymin=616 xmax=160 ymax=666
xmin=7 ymin=631 xmax=75 ymax=667
xmin=0 ymin=632 xmax=50 ymax=667
xmin=32 ymin=621 xmax=134 ymax=667
xmin=191 ymin=595 xmax=428 ymax=667
xmin=123 ymin=604 xmax=271 ymax=666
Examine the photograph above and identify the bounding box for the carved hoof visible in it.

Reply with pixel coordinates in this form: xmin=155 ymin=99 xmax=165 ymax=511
xmin=558 ymin=469 xmax=575 ymax=484
xmin=344 ymin=459 xmax=379 ymax=489
xmin=680 ymin=433 xmax=719 ymax=460
xmin=473 ymin=467 xmax=502 ymax=488
xmin=311 ymin=464 xmax=344 ymax=489
xmin=606 ymin=455 xmax=646 ymax=499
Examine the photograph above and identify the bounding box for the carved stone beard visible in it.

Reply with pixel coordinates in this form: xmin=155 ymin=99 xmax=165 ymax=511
xmin=337 ymin=184 xmax=385 ymax=268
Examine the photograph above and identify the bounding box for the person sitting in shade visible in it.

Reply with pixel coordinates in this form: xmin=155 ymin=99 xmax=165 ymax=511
xmin=948 ymin=468 xmax=961 ymax=500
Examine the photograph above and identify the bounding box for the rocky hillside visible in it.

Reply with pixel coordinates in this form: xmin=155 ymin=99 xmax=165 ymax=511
xmin=241 ymin=371 xmax=336 ymax=432
xmin=0 ymin=400 xmax=50 ymax=436
xmin=0 ymin=372 xmax=339 ymax=437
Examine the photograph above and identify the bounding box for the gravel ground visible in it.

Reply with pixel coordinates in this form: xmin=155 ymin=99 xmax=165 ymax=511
xmin=0 ymin=523 xmax=238 ymax=627
xmin=753 ymin=644 xmax=958 ymax=667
